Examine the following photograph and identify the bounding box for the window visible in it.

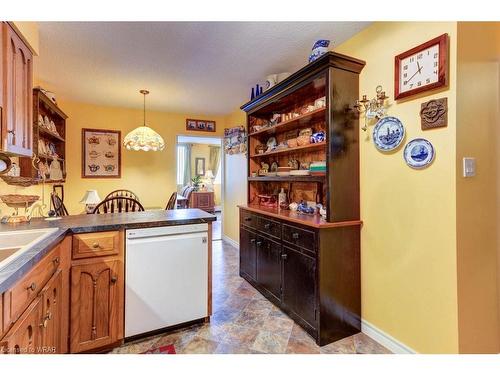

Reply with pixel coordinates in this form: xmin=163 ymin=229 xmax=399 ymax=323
xmin=177 ymin=144 xmax=186 ymax=185
xmin=214 ymin=157 xmax=222 ymax=184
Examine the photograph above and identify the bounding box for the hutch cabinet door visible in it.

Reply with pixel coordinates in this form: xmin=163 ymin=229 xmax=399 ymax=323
xmin=1 ymin=22 xmax=33 ymax=157
xmin=70 ymin=259 xmax=124 ymax=353
xmin=282 ymin=246 xmax=317 ymax=328
xmin=256 ymin=236 xmax=282 ymax=303
xmin=1 ymin=296 xmax=42 ymax=354
xmin=239 ymin=226 xmax=257 ymax=281
xmin=39 ymin=270 xmax=63 ymax=353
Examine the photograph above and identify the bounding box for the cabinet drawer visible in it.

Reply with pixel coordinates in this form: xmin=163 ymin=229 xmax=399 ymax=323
xmin=72 ymin=231 xmax=120 ymax=260
xmin=240 ymin=210 xmax=257 ymax=229
xmin=3 ymin=244 xmax=61 ymax=331
xmin=257 ymin=216 xmax=281 ymax=240
xmin=283 ymin=224 xmax=316 ymax=253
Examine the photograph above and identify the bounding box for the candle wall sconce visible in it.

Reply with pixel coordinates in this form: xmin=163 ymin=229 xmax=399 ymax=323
xmin=354 ymin=85 xmax=389 ymax=131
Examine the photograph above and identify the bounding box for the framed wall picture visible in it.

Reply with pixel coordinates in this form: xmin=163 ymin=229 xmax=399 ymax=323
xmin=82 ymin=128 xmax=121 ymax=178
xmin=195 ymin=157 xmax=206 ymax=176
xmin=186 ymin=118 xmax=216 ymax=133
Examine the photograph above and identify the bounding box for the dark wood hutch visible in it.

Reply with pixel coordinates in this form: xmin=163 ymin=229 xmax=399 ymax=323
xmin=238 ymin=52 xmax=365 ymax=346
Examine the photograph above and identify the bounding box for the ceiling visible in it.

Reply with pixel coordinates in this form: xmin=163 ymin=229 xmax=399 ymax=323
xmin=36 ymin=22 xmax=370 ymax=115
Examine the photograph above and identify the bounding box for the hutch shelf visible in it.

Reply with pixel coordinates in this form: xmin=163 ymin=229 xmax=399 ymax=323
xmin=16 ymin=88 xmax=68 ymax=185
xmin=238 ymin=51 xmax=365 ymax=346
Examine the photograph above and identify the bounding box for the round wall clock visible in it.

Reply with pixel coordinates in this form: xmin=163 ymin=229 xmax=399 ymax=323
xmin=372 ymin=116 xmax=405 ymax=152
xmin=404 ymin=138 xmax=435 ymax=169
xmin=394 ymin=34 xmax=448 ymax=100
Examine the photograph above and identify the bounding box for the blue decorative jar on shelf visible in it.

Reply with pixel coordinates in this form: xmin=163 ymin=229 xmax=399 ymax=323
xmin=309 ymin=40 xmax=330 ymax=63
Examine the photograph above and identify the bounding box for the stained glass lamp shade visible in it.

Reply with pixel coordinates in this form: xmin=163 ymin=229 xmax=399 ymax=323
xmin=123 ymin=90 xmax=165 ymax=152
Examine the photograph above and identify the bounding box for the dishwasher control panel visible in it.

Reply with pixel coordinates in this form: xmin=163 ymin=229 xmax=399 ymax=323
xmin=126 ymin=223 xmax=209 ymax=239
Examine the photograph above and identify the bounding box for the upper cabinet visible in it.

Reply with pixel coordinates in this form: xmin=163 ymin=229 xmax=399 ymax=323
xmin=0 ymin=22 xmax=33 ymax=157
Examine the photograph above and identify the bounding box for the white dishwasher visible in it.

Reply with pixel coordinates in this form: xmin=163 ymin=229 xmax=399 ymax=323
xmin=125 ymin=223 xmax=208 ymax=338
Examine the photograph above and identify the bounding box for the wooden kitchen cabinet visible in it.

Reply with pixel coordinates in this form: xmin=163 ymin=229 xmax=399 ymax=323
xmin=239 ymin=227 xmax=257 ymax=281
xmin=0 ymin=238 xmax=70 ymax=354
xmin=39 ymin=270 xmax=63 ymax=353
xmin=70 ymin=230 xmax=124 ymax=353
xmin=256 ymin=236 xmax=282 ymax=305
xmin=70 ymin=259 xmax=124 ymax=353
xmin=0 ymin=22 xmax=33 ymax=156
xmin=282 ymin=245 xmax=316 ymax=329
xmin=1 ymin=294 xmax=42 ymax=354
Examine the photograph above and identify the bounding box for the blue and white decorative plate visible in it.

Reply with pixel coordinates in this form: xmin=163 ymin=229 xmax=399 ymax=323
xmin=372 ymin=117 xmax=405 ymax=152
xmin=403 ymin=138 xmax=435 ymax=169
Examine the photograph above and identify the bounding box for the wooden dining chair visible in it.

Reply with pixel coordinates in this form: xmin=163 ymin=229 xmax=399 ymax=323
xmin=51 ymin=192 xmax=69 ymax=217
xmin=105 ymin=189 xmax=140 ymax=201
xmin=165 ymin=192 xmax=177 ymax=210
xmin=92 ymin=197 xmax=145 ymax=214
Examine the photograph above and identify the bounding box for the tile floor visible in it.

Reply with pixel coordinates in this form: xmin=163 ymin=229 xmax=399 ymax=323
xmin=112 ymin=240 xmax=391 ymax=354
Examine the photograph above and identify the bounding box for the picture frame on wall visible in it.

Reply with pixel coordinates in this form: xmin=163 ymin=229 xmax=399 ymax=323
xmin=195 ymin=157 xmax=206 ymax=176
xmin=82 ymin=128 xmax=121 ymax=178
xmin=186 ymin=118 xmax=216 ymax=133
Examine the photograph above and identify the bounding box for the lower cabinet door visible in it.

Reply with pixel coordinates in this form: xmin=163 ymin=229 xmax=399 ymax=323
xmin=40 ymin=270 xmax=63 ymax=354
xmin=1 ymin=296 xmax=42 ymax=354
xmin=282 ymin=246 xmax=316 ymax=328
xmin=70 ymin=259 xmax=124 ymax=353
xmin=239 ymin=227 xmax=257 ymax=281
xmin=256 ymin=236 xmax=282 ymax=302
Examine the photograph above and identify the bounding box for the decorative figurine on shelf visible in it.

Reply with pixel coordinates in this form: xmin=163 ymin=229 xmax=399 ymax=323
xmin=297 ymin=200 xmax=316 ymax=215
xmin=278 ymin=188 xmax=288 ymax=210
xmin=250 ymin=84 xmax=264 ymax=100
xmin=309 ymin=40 xmax=330 ymax=63
xmin=258 ymin=162 xmax=270 ymax=176
xmin=354 ymin=85 xmax=389 ymax=131
xmin=311 ymin=131 xmax=326 ymax=143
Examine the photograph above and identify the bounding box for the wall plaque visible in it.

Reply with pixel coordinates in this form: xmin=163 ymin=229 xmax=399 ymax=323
xmin=420 ymin=98 xmax=447 ymax=130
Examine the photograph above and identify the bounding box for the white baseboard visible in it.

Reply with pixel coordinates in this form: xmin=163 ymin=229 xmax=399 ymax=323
xmin=222 ymin=235 xmax=239 ymax=249
xmin=361 ymin=319 xmax=417 ymax=354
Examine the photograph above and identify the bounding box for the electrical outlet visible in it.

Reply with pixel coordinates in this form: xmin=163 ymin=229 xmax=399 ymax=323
xmin=463 ymin=157 xmax=476 ymax=177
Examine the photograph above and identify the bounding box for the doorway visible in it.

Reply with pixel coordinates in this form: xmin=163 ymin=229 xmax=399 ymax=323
xmin=176 ymin=135 xmax=223 ymax=241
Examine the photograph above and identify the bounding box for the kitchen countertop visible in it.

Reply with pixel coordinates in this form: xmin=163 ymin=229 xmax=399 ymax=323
xmin=0 ymin=209 xmax=216 ymax=293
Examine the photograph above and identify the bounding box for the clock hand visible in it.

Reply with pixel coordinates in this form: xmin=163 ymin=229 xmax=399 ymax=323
xmin=417 ymin=61 xmax=423 ymax=74
xmin=405 ymin=69 xmax=419 ymax=83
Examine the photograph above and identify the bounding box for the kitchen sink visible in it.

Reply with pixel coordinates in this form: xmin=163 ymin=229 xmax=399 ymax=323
xmin=0 ymin=228 xmax=59 ymax=270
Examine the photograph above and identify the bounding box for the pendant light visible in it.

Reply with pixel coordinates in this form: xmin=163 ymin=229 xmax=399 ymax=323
xmin=123 ymin=90 xmax=165 ymax=151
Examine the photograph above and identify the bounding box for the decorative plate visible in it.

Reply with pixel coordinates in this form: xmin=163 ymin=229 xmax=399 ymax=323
xmin=404 ymin=138 xmax=435 ymax=169
xmin=372 ymin=116 xmax=405 ymax=151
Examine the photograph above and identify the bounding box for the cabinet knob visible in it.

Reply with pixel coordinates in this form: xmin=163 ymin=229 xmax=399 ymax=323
xmin=292 ymin=232 xmax=300 ymax=239
xmin=52 ymin=256 xmax=60 ymax=265
xmin=264 ymin=223 xmax=270 ymax=230
xmin=281 ymin=253 xmax=288 ymax=260
xmin=111 ymin=276 xmax=118 ymax=284
xmin=92 ymin=242 xmax=100 ymax=249
xmin=27 ymin=282 xmax=36 ymax=292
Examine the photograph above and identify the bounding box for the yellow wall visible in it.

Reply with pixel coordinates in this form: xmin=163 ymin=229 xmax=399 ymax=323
xmin=335 ymin=22 xmax=459 ymax=353
xmin=57 ymin=99 xmax=226 ymax=214
xmin=222 ymin=109 xmax=247 ymax=243
xmin=456 ymin=22 xmax=500 ymax=353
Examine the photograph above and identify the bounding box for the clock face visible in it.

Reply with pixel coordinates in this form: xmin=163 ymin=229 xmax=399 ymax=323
xmin=399 ymin=43 xmax=439 ymax=94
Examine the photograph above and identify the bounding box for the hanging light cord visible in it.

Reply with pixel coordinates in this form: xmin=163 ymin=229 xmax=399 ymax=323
xmin=143 ymin=92 xmax=146 ymax=126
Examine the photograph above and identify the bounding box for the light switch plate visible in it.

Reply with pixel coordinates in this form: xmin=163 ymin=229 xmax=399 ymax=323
xmin=463 ymin=157 xmax=476 ymax=177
